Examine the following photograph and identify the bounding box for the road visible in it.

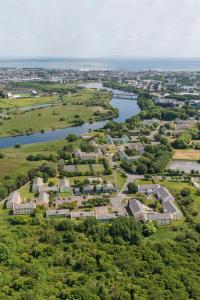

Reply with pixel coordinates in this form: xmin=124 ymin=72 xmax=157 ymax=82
xmin=111 ymin=173 xmax=144 ymax=216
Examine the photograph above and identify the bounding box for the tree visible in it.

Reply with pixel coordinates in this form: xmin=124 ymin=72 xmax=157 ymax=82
xmin=66 ymin=134 xmax=77 ymax=142
xmin=136 ymin=164 xmax=148 ymax=175
xmin=180 ymin=188 xmax=191 ymax=197
xmin=127 ymin=182 xmax=138 ymax=194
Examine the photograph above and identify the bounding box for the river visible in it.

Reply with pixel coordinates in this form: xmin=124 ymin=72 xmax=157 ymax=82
xmin=0 ymin=83 xmax=139 ymax=148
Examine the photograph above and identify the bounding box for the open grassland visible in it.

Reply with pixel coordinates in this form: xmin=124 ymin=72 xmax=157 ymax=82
xmin=0 ymin=104 xmax=96 ymax=136
xmin=0 ymin=91 xmax=111 ymax=136
xmin=0 ymin=96 xmax=58 ymax=108
xmin=173 ymin=149 xmax=200 ymax=160
xmin=0 ymin=90 xmax=110 ymax=109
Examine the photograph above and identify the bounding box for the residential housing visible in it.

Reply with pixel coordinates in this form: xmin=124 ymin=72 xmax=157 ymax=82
xmin=32 ymin=177 xmax=44 ymax=193
xmin=59 ymin=177 xmax=70 ymax=193
xmin=75 ymin=148 xmax=102 ymax=160
xmin=157 ymin=186 xmax=175 ymax=203
xmin=138 ymin=184 xmax=161 ymax=195
xmin=7 ymin=191 xmax=22 ymax=209
xmin=36 ymin=192 xmax=49 ymax=208
xmin=13 ymin=202 xmax=36 ymax=215
xmin=163 ymin=200 xmax=182 ymax=220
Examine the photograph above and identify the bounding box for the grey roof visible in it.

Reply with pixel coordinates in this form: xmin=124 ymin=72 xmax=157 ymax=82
xmin=96 ymin=214 xmax=116 ymax=220
xmin=33 ymin=177 xmax=43 ymax=186
xmin=38 ymin=192 xmax=49 ymax=203
xmin=138 ymin=184 xmax=160 ymax=191
xmin=163 ymin=200 xmax=181 ymax=215
xmin=13 ymin=202 xmax=36 ymax=209
xmin=157 ymin=187 xmax=174 ymax=201
xmin=145 ymin=213 xmax=172 ymax=221
xmin=8 ymin=191 xmax=21 ymax=202
xmin=129 ymin=199 xmax=144 ymax=214
xmin=60 ymin=177 xmax=70 ymax=187
xmin=46 ymin=209 xmax=70 ymax=217
xmin=83 ymin=185 xmax=94 ymax=191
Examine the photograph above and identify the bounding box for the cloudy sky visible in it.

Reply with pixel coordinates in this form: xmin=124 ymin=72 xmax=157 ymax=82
xmin=1 ymin=0 xmax=200 ymax=58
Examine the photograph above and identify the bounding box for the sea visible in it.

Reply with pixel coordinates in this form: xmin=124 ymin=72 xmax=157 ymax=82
xmin=1 ymin=58 xmax=200 ymax=71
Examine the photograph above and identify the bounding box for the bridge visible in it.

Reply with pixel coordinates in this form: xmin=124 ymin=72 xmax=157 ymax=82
xmin=112 ymin=93 xmax=137 ymax=99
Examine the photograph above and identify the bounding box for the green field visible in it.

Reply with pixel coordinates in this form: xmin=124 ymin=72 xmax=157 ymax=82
xmin=77 ymin=164 xmax=91 ymax=173
xmin=91 ymin=163 xmax=105 ymax=174
xmin=0 ymin=91 xmax=111 ymax=136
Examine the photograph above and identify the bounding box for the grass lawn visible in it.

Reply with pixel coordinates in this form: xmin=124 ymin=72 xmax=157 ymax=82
xmin=145 ymin=224 xmax=186 ymax=242
xmin=173 ymin=149 xmax=200 ymax=160
xmin=91 ymin=164 xmax=105 ymax=174
xmin=0 ymin=96 xmax=58 ymax=108
xmin=0 ymin=104 xmax=96 ymax=136
xmin=77 ymin=164 xmax=91 ymax=173
xmin=20 ymin=183 xmax=35 ymax=201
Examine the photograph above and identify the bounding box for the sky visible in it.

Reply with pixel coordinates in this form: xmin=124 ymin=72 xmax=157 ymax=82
xmin=1 ymin=0 xmax=200 ymax=58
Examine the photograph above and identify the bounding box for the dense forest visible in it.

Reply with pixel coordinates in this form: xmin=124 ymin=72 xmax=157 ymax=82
xmin=0 ymin=214 xmax=200 ymax=299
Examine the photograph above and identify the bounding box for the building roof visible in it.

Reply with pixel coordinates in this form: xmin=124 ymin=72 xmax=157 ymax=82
xmin=145 ymin=213 xmax=172 ymax=221
xmin=38 ymin=192 xmax=49 ymax=203
xmin=13 ymin=202 xmax=36 ymax=209
xmin=138 ymin=184 xmax=160 ymax=191
xmin=60 ymin=177 xmax=70 ymax=188
xmin=157 ymin=187 xmax=174 ymax=201
xmin=8 ymin=191 xmax=21 ymax=203
xmin=46 ymin=209 xmax=70 ymax=217
xmin=33 ymin=177 xmax=43 ymax=186
xmin=83 ymin=185 xmax=94 ymax=191
xmin=163 ymin=200 xmax=181 ymax=215
xmin=96 ymin=214 xmax=116 ymax=220
xmin=129 ymin=199 xmax=144 ymax=214
xmin=71 ymin=211 xmax=95 ymax=218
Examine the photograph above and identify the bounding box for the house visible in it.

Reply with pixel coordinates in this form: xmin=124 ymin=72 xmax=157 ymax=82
xmin=129 ymin=130 xmax=140 ymax=137
xmin=163 ymin=200 xmax=182 ymax=220
xmin=36 ymin=192 xmax=49 ymax=208
xmin=138 ymin=184 xmax=161 ymax=195
xmin=128 ymin=143 xmax=145 ymax=155
xmin=83 ymin=185 xmax=94 ymax=194
xmin=59 ymin=177 xmax=70 ymax=193
xmin=73 ymin=187 xmax=81 ymax=196
xmin=157 ymin=187 xmax=175 ymax=203
xmin=105 ymin=135 xmax=114 ymax=145
xmin=13 ymin=202 xmax=36 ymax=215
xmin=95 ymin=184 xmax=103 ymax=193
xmin=46 ymin=209 xmax=70 ymax=218
xmin=155 ymin=98 xmax=179 ymax=108
xmin=144 ymin=213 xmax=172 ymax=225
xmin=96 ymin=214 xmax=116 ymax=220
xmin=6 ymin=191 xmax=22 ymax=209
xmin=143 ymin=118 xmax=160 ymax=126
xmin=71 ymin=211 xmax=95 ymax=219
xmin=102 ymin=183 xmax=116 ymax=193
xmin=118 ymin=150 xmax=129 ymax=162
xmin=32 ymin=177 xmax=44 ymax=193
xmin=128 ymin=199 xmax=149 ymax=221
xmin=75 ymin=149 xmax=102 ymax=160
xmin=113 ymin=134 xmax=129 ymax=145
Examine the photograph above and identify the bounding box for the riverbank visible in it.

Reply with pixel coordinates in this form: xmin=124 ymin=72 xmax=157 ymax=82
xmin=0 ymin=84 xmax=140 ymax=147
xmin=0 ymin=90 xmax=113 ymax=137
